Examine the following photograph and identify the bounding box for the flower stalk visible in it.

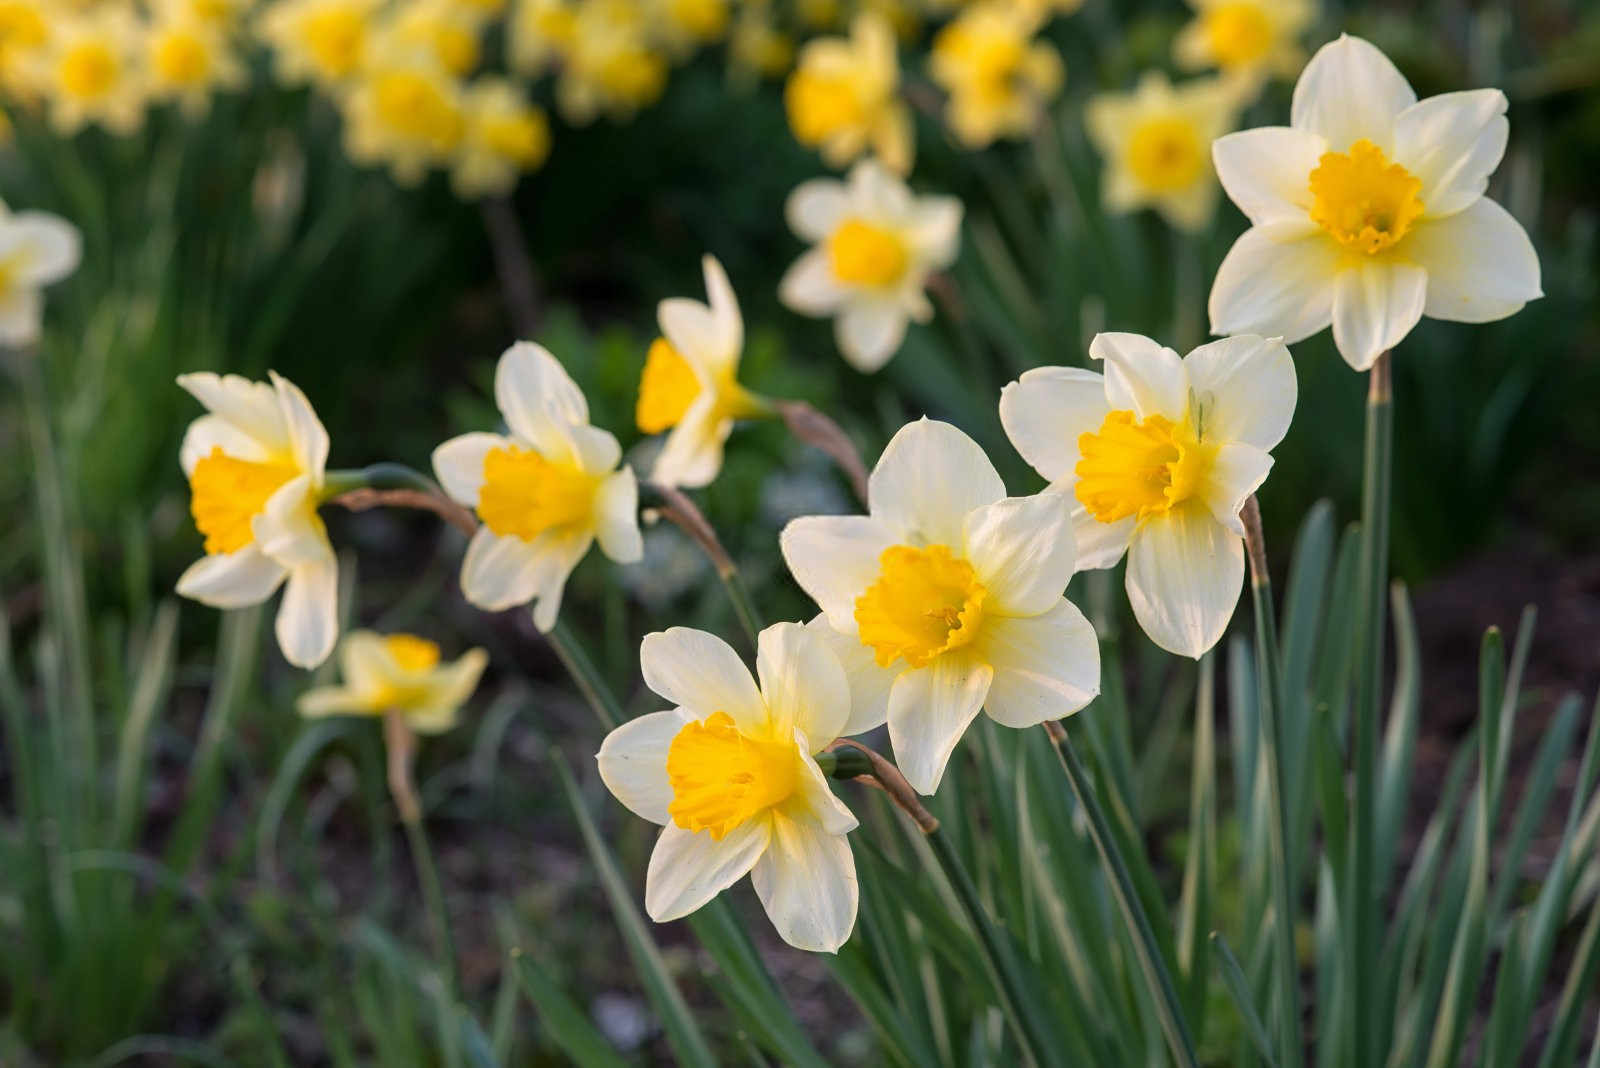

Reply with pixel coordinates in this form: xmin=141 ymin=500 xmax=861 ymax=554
xmin=383 ymin=710 xmax=459 ymax=997
xmin=773 ymin=400 xmax=870 ymax=507
xmin=644 ymin=482 xmax=761 ymax=648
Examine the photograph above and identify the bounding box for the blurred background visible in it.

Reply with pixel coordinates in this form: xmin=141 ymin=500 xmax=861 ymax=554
xmin=1 ymin=0 xmax=1597 ymax=1062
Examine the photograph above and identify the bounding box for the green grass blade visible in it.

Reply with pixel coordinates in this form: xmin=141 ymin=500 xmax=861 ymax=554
xmin=112 ymin=600 xmax=178 ymax=848
xmin=510 ymin=947 xmax=629 ymax=1068
xmin=1209 ymin=932 xmax=1277 ymax=1068
xmin=1177 ymin=654 xmax=1216 ymax=1038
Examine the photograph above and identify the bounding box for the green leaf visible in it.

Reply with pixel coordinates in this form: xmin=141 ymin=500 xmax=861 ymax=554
xmin=511 ymin=948 xmax=629 ymax=1068
xmin=1208 ymin=932 xmax=1276 ymax=1068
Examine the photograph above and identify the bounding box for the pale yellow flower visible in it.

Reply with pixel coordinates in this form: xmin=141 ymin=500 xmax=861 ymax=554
xmin=451 ymin=77 xmax=551 ymax=198
xmin=0 ymin=0 xmax=49 ymax=100
xmin=145 ymin=14 xmax=248 ymax=116
xmin=929 ymin=2 xmax=1063 ymax=149
xmin=1174 ymin=0 xmax=1313 ymax=87
xmin=555 ymin=0 xmax=668 ymax=124
xmin=258 ymin=0 xmax=382 ymax=92
xmin=341 ymin=50 xmax=466 ymax=185
xmin=784 ymin=12 xmax=912 ymax=174
xmin=379 ymin=0 xmax=485 ymax=78
xmin=298 ymin=631 xmax=489 ymax=733
xmin=649 ymin=0 xmax=728 ymax=57
xmin=728 ymin=7 xmax=792 ymax=80
xmin=0 ymin=201 xmax=79 ymax=344
xmin=508 ymin=0 xmax=575 ymax=78
xmin=35 ymin=5 xmax=146 ymax=136
xmin=156 ymin=0 xmax=255 ymax=27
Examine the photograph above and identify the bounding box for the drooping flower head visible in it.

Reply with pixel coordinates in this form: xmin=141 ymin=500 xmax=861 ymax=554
xmin=1209 ymin=35 xmax=1541 ymax=370
xmin=432 ymin=342 xmax=643 ymax=631
xmin=0 ymin=203 xmax=80 ymax=345
xmin=298 ymin=631 xmax=489 ymax=733
xmin=1173 ymin=0 xmax=1313 ymax=87
xmin=176 ymin=371 xmax=340 ymax=668
xmin=784 ymin=12 xmax=913 ymax=175
xmin=597 ymin=623 xmax=865 ymax=952
xmin=781 ymin=420 xmax=1100 ymax=794
xmin=929 ymin=2 xmax=1063 ymax=150
xmin=779 ymin=159 xmax=962 ymax=373
xmin=999 ymin=332 xmax=1296 ymax=657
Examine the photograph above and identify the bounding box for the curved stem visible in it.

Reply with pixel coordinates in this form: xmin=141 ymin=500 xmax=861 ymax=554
xmin=384 ymin=712 xmax=459 ymax=997
xmin=773 ymin=400 xmax=870 ymax=508
xmin=547 ymin=620 xmax=621 ymax=731
xmin=645 ymin=482 xmax=760 ymax=648
xmin=324 ymin=464 xmax=479 ymax=537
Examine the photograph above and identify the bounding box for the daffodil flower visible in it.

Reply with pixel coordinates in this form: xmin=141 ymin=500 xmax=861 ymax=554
xmin=1173 ymin=0 xmax=1312 ymax=86
xmin=451 ymin=77 xmax=551 ymax=199
xmin=298 ymin=631 xmax=488 ymax=733
xmin=999 ymin=332 xmax=1297 ymax=658
xmin=784 ymin=12 xmax=913 ymax=175
xmin=432 ymin=341 xmax=643 ymax=630
xmin=929 ymin=2 xmax=1063 ymax=150
xmin=597 ymin=623 xmax=865 ymax=952
xmin=780 ymin=419 xmax=1100 ymax=795
xmin=145 ymin=12 xmax=247 ymax=117
xmin=1209 ymin=35 xmax=1541 ymax=370
xmin=341 ymin=49 xmax=466 ymax=186
xmin=259 ymin=0 xmax=383 ymax=92
xmin=779 ymin=159 xmax=962 ymax=373
xmin=0 ymin=203 xmax=80 ymax=345
xmin=637 ymin=255 xmax=768 ymax=489
xmin=176 ymin=371 xmax=340 ymax=669
xmin=37 ymin=6 xmax=147 ymax=136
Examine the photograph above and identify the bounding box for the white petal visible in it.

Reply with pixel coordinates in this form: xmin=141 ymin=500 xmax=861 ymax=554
xmin=886 ymin=653 xmax=994 ymax=795
xmin=176 ymin=373 xmax=290 ymax=454
xmin=337 ymin=630 xmax=393 ymax=694
xmin=269 ymin=371 xmax=329 ymax=480
xmin=253 ymin=476 xmax=332 ymax=568
xmin=1391 ymin=89 xmax=1507 ymax=218
xmin=594 ymin=467 xmax=643 ymax=563
xmin=10 ymin=213 xmax=81 ymax=285
xmin=567 ymin=423 xmax=622 ymax=475
xmin=1209 ymin=224 xmax=1341 ymax=343
xmin=870 ymin=419 xmax=1006 ymax=548
xmin=757 ymin=622 xmax=851 ymax=749
xmin=979 ymin=600 xmax=1101 ymax=728
xmin=779 ymin=515 xmax=897 ymax=635
xmin=0 ymin=288 xmax=40 ymax=344
xmin=175 ymin=546 xmax=287 ymax=607
xmin=1181 ymin=335 xmax=1298 ymax=450
xmin=908 ymin=196 xmax=963 ymax=266
xmin=458 ymin=527 xmax=547 ymax=612
xmin=805 ymin=615 xmax=893 ymax=736
xmin=778 ymin=248 xmax=849 ymax=316
xmin=276 ymin=556 xmax=340 ymax=668
xmin=962 ymin=494 xmax=1076 ymax=618
xmin=835 ymin=299 xmax=908 ymax=373
xmin=1088 ymin=333 xmax=1189 ymax=421
xmin=997 ymin=367 xmax=1110 ymax=483
xmin=1068 ymin=503 xmax=1136 ymax=570
xmin=751 ymin=813 xmax=858 ymax=953
xmin=1290 ymin=35 xmax=1416 ymax=153
xmin=528 ymin=530 xmax=593 ymax=633
xmin=792 ymin=742 xmax=859 ymax=836
xmin=1200 ymin=442 xmax=1274 ymax=536
xmin=296 ymin=686 xmax=372 ymax=717
xmin=597 ymin=707 xmax=694 ymax=826
xmin=1125 ymin=503 xmax=1243 ymax=659
xmin=1211 ymin=127 xmax=1326 ymax=226
xmin=700 ymin=255 xmax=744 ymax=376
xmin=1330 ymin=259 xmax=1428 ymax=371
xmin=431 ymin=432 xmax=508 ymax=508
xmin=179 ymin=414 xmax=274 ymax=476
xmin=786 ymin=178 xmax=851 ymax=242
xmin=644 ymin=819 xmax=771 ymax=922
xmin=494 ymin=342 xmax=588 ymax=452
xmin=640 ymin=627 xmax=767 ymax=732
xmin=1405 ymin=198 xmax=1542 ymax=323
xmin=649 ymin=400 xmax=730 ymax=490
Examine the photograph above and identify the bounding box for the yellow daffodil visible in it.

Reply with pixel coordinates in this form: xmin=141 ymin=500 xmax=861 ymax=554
xmin=258 ymin=0 xmax=382 ymax=92
xmin=1085 ymin=71 xmax=1240 ymax=232
xmin=157 ymin=0 xmax=254 ymax=28
xmin=341 ymin=49 xmax=466 ymax=185
xmin=451 ymin=77 xmax=550 ymax=198
xmin=35 ymin=6 xmax=147 ymax=136
xmin=298 ymin=631 xmax=489 ymax=733
xmin=1173 ymin=0 xmax=1312 ymax=87
xmin=555 ymin=0 xmax=667 ymax=124
xmin=784 ymin=12 xmax=913 ymax=175
xmin=432 ymin=342 xmax=644 ymax=631
xmin=929 ymin=2 xmax=1063 ymax=149
xmin=638 ymin=255 xmax=768 ymax=489
xmin=650 ymin=0 xmax=729 ymax=57
xmin=0 ymin=0 xmax=48 ymax=99
xmin=380 ymin=0 xmax=485 ymax=78
xmin=1209 ymin=35 xmax=1542 ymax=370
xmin=145 ymin=14 xmax=247 ymax=117
xmin=176 ymin=371 xmax=340 ymax=669
xmin=508 ymin=0 xmax=575 ymax=78
xmin=780 ymin=419 xmax=1100 ymax=794
xmin=0 ymin=203 xmax=79 ymax=345
xmin=597 ymin=623 xmax=865 ymax=952
xmin=728 ymin=6 xmax=792 ymax=80
xmin=999 ymin=332 xmax=1296 ymax=657
xmin=779 ymin=158 xmax=962 ymax=373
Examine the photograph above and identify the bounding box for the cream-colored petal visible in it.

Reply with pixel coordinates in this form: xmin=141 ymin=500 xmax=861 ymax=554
xmin=780 ymin=515 xmax=898 ymax=635
xmin=757 ymin=621 xmax=851 ymax=749
xmin=597 ymin=707 xmax=695 ymax=826
xmin=420 ymin=648 xmax=489 ymax=714
xmin=907 ymin=196 xmax=963 ymax=266
xmin=786 ymin=178 xmax=851 ymax=242
xmin=835 ymin=299 xmax=907 ymax=373
xmin=176 ymin=372 xmax=290 ymax=454
xmin=276 ymin=556 xmax=340 ymax=668
xmin=644 ymin=818 xmax=771 ymax=922
xmin=431 ymin=432 xmax=509 ymax=508
xmin=700 ymin=255 xmax=744 ymax=378
xmin=640 ymin=627 xmax=768 ymax=733
xmin=458 ymin=526 xmax=547 ymax=612
xmin=1290 ymin=34 xmax=1415 ymax=153
xmin=10 ymin=213 xmax=81 ymax=285
xmin=979 ymin=600 xmax=1100 ymax=728
xmin=337 ymin=631 xmax=393 ymax=695
xmin=252 ymin=475 xmax=331 ymax=569
xmin=1211 ymin=126 xmax=1325 ymax=226
xmin=594 ymin=467 xmax=643 ymax=564
xmin=805 ymin=615 xmax=893 ymax=736
xmin=175 ymin=545 xmax=287 ymax=608
xmin=528 ymin=529 xmax=593 ymax=633
xmin=659 ymin=298 xmax=728 ymax=377
xmin=750 ymin=811 xmax=858 ymax=953
xmin=790 ymin=744 xmax=859 ymax=836
xmin=1391 ymin=89 xmax=1507 ymax=218
xmin=870 ymin=419 xmax=1006 ymax=548
xmin=0 ymin=288 xmax=40 ymax=344
xmin=998 ymin=366 xmax=1110 ymax=483
xmin=962 ymin=493 xmax=1076 ymax=618
xmin=1125 ymin=503 xmax=1243 ymax=659
xmin=268 ymin=371 xmax=329 ymax=481
xmin=494 ymin=341 xmax=589 ymax=454
xmin=1181 ymin=334 xmax=1298 ymax=450
xmin=296 ymin=686 xmax=374 ymax=717
xmin=179 ymin=414 xmax=274 ymax=476
xmin=1208 ymin=223 xmax=1340 ymax=343
xmin=1088 ymin=332 xmax=1189 ymax=422
xmin=886 ymin=652 xmax=994 ymax=795
xmin=649 ymin=398 xmax=730 ymax=490
xmin=1406 ymin=198 xmax=1542 ymax=323
xmin=1200 ymin=442 xmax=1274 ymax=536
xmin=778 ymin=248 xmax=850 ymax=317
xmin=1067 ymin=501 xmax=1136 ymax=570
xmin=1330 ymin=259 xmax=1428 ymax=371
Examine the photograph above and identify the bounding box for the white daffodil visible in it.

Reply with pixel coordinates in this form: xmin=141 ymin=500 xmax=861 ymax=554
xmin=298 ymin=631 xmax=488 ymax=733
xmin=0 ymin=204 xmax=80 ymax=345
xmin=779 ymin=159 xmax=962 ymax=374
xmin=999 ymin=332 xmax=1297 ymax=658
xmin=432 ymin=341 xmax=643 ymax=631
xmin=597 ymin=623 xmax=865 ymax=953
xmin=780 ymin=419 xmax=1100 ymax=795
xmin=1209 ymin=34 xmax=1541 ymax=371
xmin=177 ymin=371 xmax=340 ymax=669
xmin=636 ymin=255 xmax=767 ymax=489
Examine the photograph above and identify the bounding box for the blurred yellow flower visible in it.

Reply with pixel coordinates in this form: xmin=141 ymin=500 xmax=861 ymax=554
xmin=259 ymin=0 xmax=382 ymax=92
xmin=784 ymin=12 xmax=912 ymax=174
xmin=929 ymin=2 xmax=1063 ymax=149
xmin=1173 ymin=0 xmax=1312 ymax=87
xmin=382 ymin=0 xmax=485 ymax=77
xmin=158 ymin=0 xmax=254 ymax=27
xmin=0 ymin=0 xmax=48 ymax=99
xmin=452 ymin=77 xmax=551 ymax=198
xmin=1085 ymin=71 xmax=1239 ymax=232
xmin=728 ymin=7 xmax=792 ymax=79
xmin=651 ymin=0 xmax=728 ymax=56
xmin=556 ymin=0 xmax=668 ymax=123
xmin=35 ymin=6 xmax=147 ymax=136
xmin=508 ymin=0 xmax=575 ymax=77
xmin=342 ymin=51 xmax=465 ymax=185
xmin=145 ymin=14 xmax=247 ymax=116
xmin=298 ymin=631 xmax=489 ymax=733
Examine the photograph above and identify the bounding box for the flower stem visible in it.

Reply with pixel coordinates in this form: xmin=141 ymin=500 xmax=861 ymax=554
xmin=384 ymin=711 xmax=459 ymax=997
xmin=772 ymin=400 xmax=870 ymax=508
xmin=324 ymin=463 xmax=479 ymax=536
xmin=1045 ymin=720 xmax=1200 ymax=1068
xmin=547 ymin=619 xmax=622 ymax=731
xmin=644 ymin=482 xmax=760 ymax=649
xmin=1242 ymin=497 xmax=1303 ymax=1068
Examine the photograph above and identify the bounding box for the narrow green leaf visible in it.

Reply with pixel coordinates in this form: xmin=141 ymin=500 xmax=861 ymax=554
xmin=1177 ymin=654 xmax=1216 ymax=1037
xmin=1208 ymin=932 xmax=1277 ymax=1068
xmin=511 ymin=948 xmax=629 ymax=1068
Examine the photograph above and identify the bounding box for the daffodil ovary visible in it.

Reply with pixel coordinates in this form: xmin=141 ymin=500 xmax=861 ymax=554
xmin=1074 ymin=410 xmax=1216 ymax=524
xmin=1307 ymin=139 xmax=1425 ymax=256
xmin=855 ymin=544 xmax=988 ymax=669
xmin=188 ymin=446 xmax=300 ymax=554
xmin=1126 ymin=116 xmax=1207 ymax=193
xmin=1202 ymin=2 xmax=1273 ymax=68
xmin=827 ymin=218 xmax=909 ymax=288
xmin=476 ymin=445 xmax=597 ymax=541
xmin=665 ymin=711 xmax=800 ymax=839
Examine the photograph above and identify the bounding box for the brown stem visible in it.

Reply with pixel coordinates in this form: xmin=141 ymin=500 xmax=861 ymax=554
xmin=774 ymin=400 xmax=871 ymax=508
xmin=384 ymin=710 xmax=422 ymax=825
xmin=646 ymin=482 xmax=735 ymax=578
xmin=481 ymin=196 xmax=541 ymax=339
xmin=1241 ymin=494 xmax=1269 ymax=588
xmin=1369 ymin=350 xmax=1392 ymax=404
xmin=826 ymin=738 xmax=940 ymax=834
xmin=332 ymin=487 xmax=479 ymax=539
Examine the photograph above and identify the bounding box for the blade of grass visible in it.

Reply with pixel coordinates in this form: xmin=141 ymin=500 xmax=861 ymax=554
xmin=1209 ymin=932 xmax=1278 ymax=1068
xmin=510 ymin=947 xmax=629 ymax=1068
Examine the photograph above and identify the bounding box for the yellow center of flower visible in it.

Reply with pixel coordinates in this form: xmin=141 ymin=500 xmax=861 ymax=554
xmin=1202 ymin=1 xmax=1273 ymax=68
xmin=827 ymin=218 xmax=908 ymax=288
xmin=476 ymin=444 xmax=595 ymax=541
xmin=1074 ymin=410 xmax=1214 ymax=524
xmin=855 ymin=544 xmax=988 ymax=670
xmin=1307 ymin=139 xmax=1425 ymax=256
xmin=384 ymin=633 xmax=441 ymax=672
xmin=636 ymin=337 xmax=701 ymax=433
xmin=373 ymin=69 xmax=463 ymax=149
xmin=479 ymin=111 xmax=547 ymax=164
xmin=60 ymin=41 xmax=118 ymax=101
xmin=432 ymin=24 xmax=480 ymax=76
xmin=303 ymin=8 xmax=365 ymax=78
xmin=666 ymin=711 xmax=799 ymax=839
xmin=1127 ymin=116 xmax=1206 ymax=193
xmin=785 ymin=69 xmax=865 ymax=144
xmin=188 ymin=447 xmax=300 ymax=555
xmin=0 ymin=4 xmax=46 ymax=52
xmin=153 ymin=30 xmax=211 ymax=87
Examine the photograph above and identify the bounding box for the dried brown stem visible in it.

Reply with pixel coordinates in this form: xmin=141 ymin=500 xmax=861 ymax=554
xmin=1241 ymin=494 xmax=1269 ymax=589
xmin=333 ymin=487 xmax=479 ymax=539
xmin=774 ymin=400 xmax=871 ymax=508
xmin=1369 ymin=350 xmax=1392 ymax=404
xmin=647 ymin=482 xmax=736 ymax=578
xmin=383 ymin=710 xmax=422 ymax=825
xmin=482 ymin=196 xmax=541 ymax=339
xmin=826 ymin=738 xmax=940 ymax=834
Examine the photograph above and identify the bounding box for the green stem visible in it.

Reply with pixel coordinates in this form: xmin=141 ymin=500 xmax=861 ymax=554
xmin=402 ymin=813 xmax=459 ymax=998
xmin=720 ymin=569 xmax=762 ymax=649
xmin=547 ymin=619 xmax=621 ymax=731
xmin=1351 ymin=354 xmax=1393 ymax=1066
xmin=322 ymin=462 xmax=439 ymax=499
xmin=1048 ymin=723 xmax=1201 ymax=1068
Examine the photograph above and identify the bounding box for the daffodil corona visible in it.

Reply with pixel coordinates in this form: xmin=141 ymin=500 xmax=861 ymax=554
xmin=597 ymin=623 xmax=866 ymax=952
xmin=781 ymin=419 xmax=1100 ymax=794
xmin=298 ymin=631 xmax=488 ymax=733
xmin=999 ymin=332 xmax=1297 ymax=658
xmin=1209 ymin=35 xmax=1541 ymax=370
